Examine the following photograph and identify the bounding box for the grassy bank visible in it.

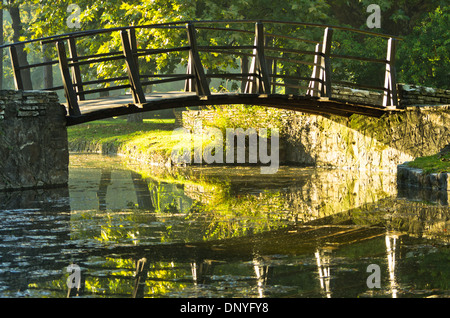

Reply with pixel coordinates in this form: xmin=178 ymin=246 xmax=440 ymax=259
xmin=406 ymin=151 xmax=450 ymax=174
xmin=67 ymin=118 xmax=180 ymax=163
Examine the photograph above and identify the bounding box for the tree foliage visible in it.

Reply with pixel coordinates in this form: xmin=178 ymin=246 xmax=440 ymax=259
xmin=1 ymin=0 xmax=448 ymax=91
xmin=397 ymin=6 xmax=450 ymax=89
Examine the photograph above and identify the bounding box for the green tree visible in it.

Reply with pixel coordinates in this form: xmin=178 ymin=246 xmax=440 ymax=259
xmin=397 ymin=6 xmax=450 ymax=89
xmin=5 ymin=0 xmax=33 ymax=89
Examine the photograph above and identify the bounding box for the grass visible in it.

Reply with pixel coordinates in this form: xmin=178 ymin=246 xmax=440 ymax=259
xmin=407 ymin=152 xmax=450 ymax=174
xmin=67 ymin=117 xmax=180 ymax=156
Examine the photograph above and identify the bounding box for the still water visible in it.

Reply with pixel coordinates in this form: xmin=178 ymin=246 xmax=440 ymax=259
xmin=0 ymin=154 xmax=449 ymax=298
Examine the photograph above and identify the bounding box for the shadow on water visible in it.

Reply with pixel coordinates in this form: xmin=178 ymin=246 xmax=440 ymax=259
xmin=0 ymin=153 xmax=448 ymax=298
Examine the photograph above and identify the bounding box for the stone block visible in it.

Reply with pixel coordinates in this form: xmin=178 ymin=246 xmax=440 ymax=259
xmin=0 ymin=90 xmax=68 ymax=191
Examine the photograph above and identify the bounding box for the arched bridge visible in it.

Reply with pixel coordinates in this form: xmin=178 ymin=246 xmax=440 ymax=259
xmin=2 ymin=20 xmax=402 ymax=125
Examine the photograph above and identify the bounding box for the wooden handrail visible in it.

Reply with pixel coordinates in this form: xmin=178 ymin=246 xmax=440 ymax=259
xmin=0 ymin=19 xmax=401 ymax=50
xmin=3 ymin=20 xmax=400 ymax=112
xmin=68 ymin=37 xmax=85 ymax=100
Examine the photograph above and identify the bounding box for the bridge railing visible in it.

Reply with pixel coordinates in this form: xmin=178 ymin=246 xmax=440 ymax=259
xmin=1 ymin=20 xmax=401 ymax=117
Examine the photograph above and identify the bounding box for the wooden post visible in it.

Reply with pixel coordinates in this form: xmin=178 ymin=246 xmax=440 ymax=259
xmin=9 ymin=45 xmax=23 ymax=90
xmin=320 ymin=27 xmax=333 ymax=98
xmin=68 ymin=37 xmax=85 ymax=100
xmin=383 ymin=38 xmax=398 ymax=107
xmin=307 ymin=43 xmax=323 ymax=97
xmin=186 ymin=23 xmax=210 ymax=96
xmin=128 ymin=28 xmax=139 ymax=67
xmin=240 ymin=56 xmax=248 ymax=93
xmin=184 ymin=55 xmax=196 ymax=92
xmin=56 ymin=41 xmax=81 ymax=117
xmin=121 ymin=30 xmax=146 ymax=104
xmin=245 ymin=22 xmax=270 ymax=94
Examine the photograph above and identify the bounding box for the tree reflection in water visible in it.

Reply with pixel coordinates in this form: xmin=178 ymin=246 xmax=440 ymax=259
xmin=0 ymin=154 xmax=448 ymax=298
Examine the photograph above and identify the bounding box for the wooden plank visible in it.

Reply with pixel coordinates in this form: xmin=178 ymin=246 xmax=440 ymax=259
xmin=79 ymin=84 xmax=131 ymax=96
xmin=127 ymin=28 xmax=139 ymax=67
xmin=120 ymin=30 xmax=146 ymax=104
xmin=75 ymin=76 xmax=129 ymax=87
xmin=255 ymin=22 xmax=270 ymax=94
xmin=68 ymin=37 xmax=85 ymax=100
xmin=245 ymin=22 xmax=270 ymax=94
xmin=265 ymin=55 xmax=317 ymax=67
xmin=15 ymin=60 xmax=58 ymax=70
xmin=383 ymin=38 xmax=398 ymax=108
xmin=265 ymin=46 xmax=318 ymax=56
xmin=65 ymin=91 xmax=392 ymax=126
xmin=241 ymin=56 xmax=248 ymax=93
xmin=9 ymin=45 xmax=23 ymax=90
xmin=186 ymin=23 xmax=211 ymax=96
xmin=265 ymin=32 xmax=320 ymax=44
xmin=69 ymin=54 xmax=125 ymax=67
xmin=307 ymin=44 xmax=322 ymax=97
xmin=136 ymin=46 xmax=190 ymax=56
xmin=330 ymin=53 xmax=388 ymax=64
xmin=321 ymin=27 xmax=333 ymax=98
xmin=141 ymin=75 xmax=192 ymax=87
xmin=56 ymin=41 xmax=80 ymax=116
xmin=67 ymin=51 xmax=123 ymax=61
xmin=197 ymin=47 xmax=256 ymax=57
xmin=184 ymin=55 xmax=195 ymax=92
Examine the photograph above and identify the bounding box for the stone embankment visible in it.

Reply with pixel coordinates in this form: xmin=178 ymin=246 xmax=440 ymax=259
xmin=397 ymin=164 xmax=448 ymax=190
xmin=182 ymin=84 xmax=450 ymax=200
xmin=0 ymin=90 xmax=68 ymax=190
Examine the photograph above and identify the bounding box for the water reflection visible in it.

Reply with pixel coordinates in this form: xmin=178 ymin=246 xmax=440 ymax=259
xmin=0 ymin=154 xmax=448 ymax=298
xmin=386 ymin=232 xmax=399 ymax=298
xmin=315 ymin=248 xmax=332 ymax=298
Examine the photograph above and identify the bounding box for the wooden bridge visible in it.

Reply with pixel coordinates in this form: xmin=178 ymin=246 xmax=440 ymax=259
xmin=1 ymin=20 xmax=402 ymax=125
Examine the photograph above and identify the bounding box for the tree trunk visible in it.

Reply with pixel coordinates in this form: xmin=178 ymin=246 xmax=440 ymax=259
xmin=42 ymin=43 xmax=53 ymax=89
xmin=127 ymin=113 xmax=144 ymax=123
xmin=8 ymin=2 xmax=33 ymax=90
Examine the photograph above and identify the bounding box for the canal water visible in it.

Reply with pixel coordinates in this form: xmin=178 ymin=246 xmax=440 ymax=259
xmin=0 ymin=154 xmax=448 ymax=298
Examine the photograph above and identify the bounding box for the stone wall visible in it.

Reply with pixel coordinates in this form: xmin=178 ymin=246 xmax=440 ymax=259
xmin=0 ymin=90 xmax=69 ymax=190
xmin=182 ymin=85 xmax=450 ymax=173
xmin=331 ymin=85 xmax=383 ymax=105
xmin=397 ymin=164 xmax=448 ymax=204
xmin=281 ymin=106 xmax=450 ymax=172
xmin=398 ymin=84 xmax=450 ymax=107
xmin=331 ymin=84 xmax=450 ymax=107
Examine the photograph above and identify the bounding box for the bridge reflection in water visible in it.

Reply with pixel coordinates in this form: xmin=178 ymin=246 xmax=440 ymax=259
xmin=1 ymin=154 xmax=448 ymax=298
xmin=2 ymin=20 xmax=402 ymax=125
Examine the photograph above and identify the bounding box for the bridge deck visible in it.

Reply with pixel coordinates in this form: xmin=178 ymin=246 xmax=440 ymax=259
xmin=65 ymin=92 xmax=398 ymax=126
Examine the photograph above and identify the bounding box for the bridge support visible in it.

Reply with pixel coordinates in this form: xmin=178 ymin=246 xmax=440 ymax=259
xmin=245 ymin=22 xmax=271 ymax=94
xmin=0 ymin=91 xmax=68 ymax=191
xmin=307 ymin=27 xmax=333 ymax=98
xmin=383 ymin=38 xmax=399 ymax=107
xmin=186 ymin=23 xmax=211 ymax=96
